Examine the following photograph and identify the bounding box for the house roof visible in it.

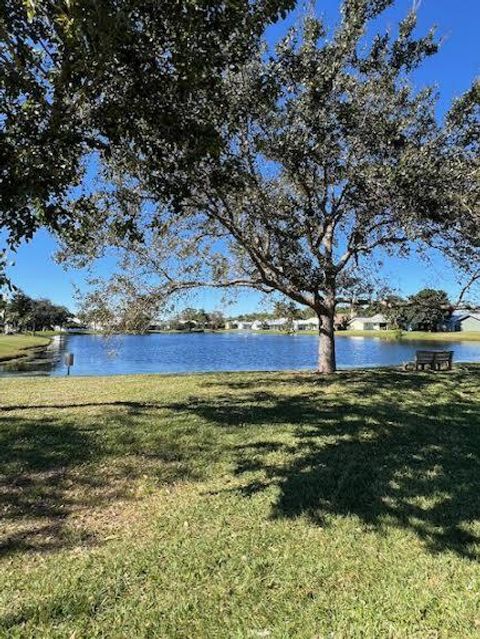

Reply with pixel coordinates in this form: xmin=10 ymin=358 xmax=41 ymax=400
xmin=454 ymin=313 xmax=480 ymax=323
xmin=349 ymin=313 xmax=387 ymax=324
xmin=295 ymin=317 xmax=319 ymax=324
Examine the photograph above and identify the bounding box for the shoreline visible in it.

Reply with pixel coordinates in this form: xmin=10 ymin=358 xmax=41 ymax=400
xmin=1 ymin=362 xmax=478 ymax=381
xmin=147 ymin=328 xmax=480 ymax=342
xmin=0 ymin=334 xmax=53 ymax=363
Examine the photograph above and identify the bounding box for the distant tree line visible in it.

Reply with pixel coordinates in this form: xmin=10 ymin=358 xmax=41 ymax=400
xmin=171 ymin=288 xmax=464 ymax=334
xmin=165 ymin=308 xmax=226 ymax=331
xmin=365 ymin=288 xmax=455 ymax=332
xmin=248 ymin=290 xmax=458 ymax=333
xmin=0 ymin=290 xmax=72 ymax=333
xmin=2 ymin=287 xmax=461 ymax=335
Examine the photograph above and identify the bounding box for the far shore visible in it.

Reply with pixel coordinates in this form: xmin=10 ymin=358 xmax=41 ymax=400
xmin=335 ymin=329 xmax=480 ymax=342
xmin=0 ymin=333 xmax=53 ymax=363
xmin=148 ymin=328 xmax=480 ymax=342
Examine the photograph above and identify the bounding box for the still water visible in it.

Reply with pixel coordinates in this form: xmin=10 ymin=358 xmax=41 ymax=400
xmin=1 ymin=332 xmax=480 ymax=377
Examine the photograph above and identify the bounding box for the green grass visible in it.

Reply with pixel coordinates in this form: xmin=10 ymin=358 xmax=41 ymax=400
xmin=0 ymin=334 xmax=52 ymax=362
xmin=31 ymin=330 xmax=63 ymax=338
xmin=221 ymin=328 xmax=480 ymax=341
xmin=337 ymin=329 xmax=480 ymax=341
xmin=1 ymin=368 xmax=480 ymax=637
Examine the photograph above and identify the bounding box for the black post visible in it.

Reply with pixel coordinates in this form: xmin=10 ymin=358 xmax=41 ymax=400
xmin=64 ymin=352 xmax=74 ymax=376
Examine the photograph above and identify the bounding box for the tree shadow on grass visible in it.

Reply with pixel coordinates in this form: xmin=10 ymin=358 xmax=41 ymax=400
xmin=0 ymin=415 xmax=98 ymax=555
xmin=1 ymin=367 xmax=479 ymax=560
xmin=0 ymin=404 xmax=214 ymax=557
xmin=181 ymin=368 xmax=480 ymax=559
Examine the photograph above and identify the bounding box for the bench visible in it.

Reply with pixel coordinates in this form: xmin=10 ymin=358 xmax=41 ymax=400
xmin=414 ymin=350 xmax=454 ymax=371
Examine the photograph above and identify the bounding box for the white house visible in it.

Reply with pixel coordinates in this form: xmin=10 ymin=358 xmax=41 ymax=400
xmin=3 ymin=322 xmax=15 ymax=335
xmin=255 ymin=318 xmax=289 ymax=330
xmin=233 ymin=320 xmax=254 ymax=330
xmin=348 ymin=313 xmax=388 ymax=331
xmin=229 ymin=315 xmax=346 ymax=332
xmin=293 ymin=317 xmax=320 ymax=331
xmin=447 ymin=313 xmax=480 ymax=332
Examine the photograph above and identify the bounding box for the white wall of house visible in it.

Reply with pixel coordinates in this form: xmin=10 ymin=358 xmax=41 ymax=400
xmin=235 ymin=321 xmax=254 ymax=330
xmin=293 ymin=317 xmax=320 ymax=331
xmin=348 ymin=314 xmax=388 ymax=331
xmin=264 ymin=319 xmax=288 ymax=329
xmin=230 ymin=317 xmax=320 ymax=331
xmin=349 ymin=318 xmax=370 ymax=330
xmin=458 ymin=315 xmax=480 ymax=332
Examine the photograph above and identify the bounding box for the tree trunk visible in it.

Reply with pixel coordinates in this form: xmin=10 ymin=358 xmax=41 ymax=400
xmin=317 ymin=308 xmax=336 ymax=374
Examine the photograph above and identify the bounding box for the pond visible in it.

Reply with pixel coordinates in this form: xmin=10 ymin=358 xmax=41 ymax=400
xmin=1 ymin=332 xmax=480 ymax=377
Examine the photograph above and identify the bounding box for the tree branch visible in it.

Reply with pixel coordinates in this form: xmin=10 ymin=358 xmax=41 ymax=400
xmin=454 ymin=267 xmax=480 ymax=308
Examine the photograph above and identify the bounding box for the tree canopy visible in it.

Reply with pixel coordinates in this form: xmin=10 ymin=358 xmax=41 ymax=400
xmin=402 ymin=289 xmax=452 ymax=332
xmin=58 ymin=0 xmax=479 ymax=372
xmin=3 ymin=290 xmax=72 ymax=331
xmin=2 ymin=0 xmax=479 ymax=372
xmin=0 ymin=0 xmax=294 ymax=251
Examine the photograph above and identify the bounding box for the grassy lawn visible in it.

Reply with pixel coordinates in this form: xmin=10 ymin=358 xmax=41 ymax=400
xmin=222 ymin=329 xmax=480 ymax=341
xmin=1 ymin=368 xmax=480 ymax=637
xmin=337 ymin=330 xmax=480 ymax=341
xmin=0 ymin=334 xmax=52 ymax=362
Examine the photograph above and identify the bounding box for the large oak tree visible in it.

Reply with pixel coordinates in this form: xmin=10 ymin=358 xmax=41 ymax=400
xmin=64 ymin=0 xmax=479 ymax=372
xmin=2 ymin=1 xmax=478 ymax=371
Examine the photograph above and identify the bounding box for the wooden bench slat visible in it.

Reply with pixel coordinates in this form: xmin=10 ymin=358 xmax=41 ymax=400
xmin=414 ymin=350 xmax=453 ymax=371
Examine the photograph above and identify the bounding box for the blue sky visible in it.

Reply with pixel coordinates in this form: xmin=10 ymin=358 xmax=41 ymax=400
xmin=6 ymin=0 xmax=480 ymax=314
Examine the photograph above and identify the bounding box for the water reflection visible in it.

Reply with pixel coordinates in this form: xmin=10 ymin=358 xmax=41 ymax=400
xmin=0 ymin=335 xmax=66 ymax=376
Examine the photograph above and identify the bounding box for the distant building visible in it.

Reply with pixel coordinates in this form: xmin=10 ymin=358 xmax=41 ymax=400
xmin=148 ymin=322 xmax=171 ymax=331
xmin=348 ymin=314 xmax=388 ymax=331
xmin=253 ymin=318 xmax=288 ymax=330
xmin=64 ymin=317 xmax=89 ymax=332
xmin=446 ymin=313 xmax=480 ymax=332
xmin=228 ymin=316 xmax=342 ymax=332
xmin=229 ymin=314 xmax=369 ymax=332
xmin=232 ymin=320 xmax=254 ymax=330
xmin=293 ymin=317 xmax=319 ymax=331
xmin=3 ymin=322 xmax=15 ymax=335
xmin=53 ymin=325 xmax=67 ymax=332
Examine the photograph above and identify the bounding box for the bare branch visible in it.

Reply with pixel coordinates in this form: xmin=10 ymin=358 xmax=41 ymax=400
xmin=454 ymin=267 xmax=480 ymax=308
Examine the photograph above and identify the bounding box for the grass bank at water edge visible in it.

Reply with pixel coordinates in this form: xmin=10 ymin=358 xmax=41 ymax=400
xmin=338 ymin=329 xmax=480 ymax=341
xmin=0 ymin=334 xmax=52 ymax=362
xmin=209 ymin=328 xmax=480 ymax=341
